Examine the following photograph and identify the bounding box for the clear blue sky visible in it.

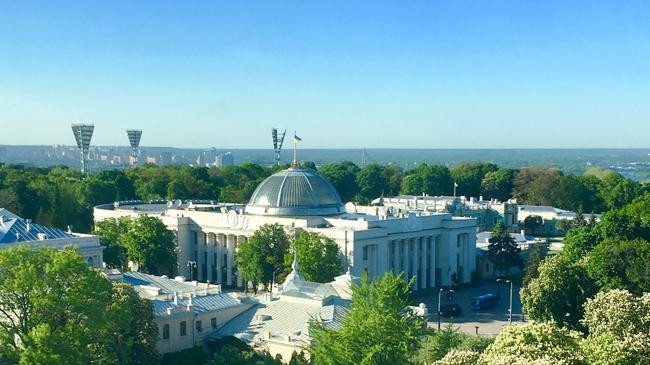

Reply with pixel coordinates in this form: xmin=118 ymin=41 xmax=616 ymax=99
xmin=1 ymin=1 xmax=649 ymax=148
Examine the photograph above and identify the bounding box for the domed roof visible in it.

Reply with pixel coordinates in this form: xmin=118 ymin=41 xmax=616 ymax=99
xmin=246 ymin=168 xmax=344 ymax=216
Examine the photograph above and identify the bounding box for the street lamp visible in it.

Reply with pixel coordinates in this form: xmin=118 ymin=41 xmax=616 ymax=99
xmin=497 ymin=278 xmax=513 ymax=324
xmin=496 ymin=277 xmax=502 ymax=300
xmin=438 ymin=288 xmax=454 ymax=331
xmin=187 ymin=260 xmax=197 ymax=282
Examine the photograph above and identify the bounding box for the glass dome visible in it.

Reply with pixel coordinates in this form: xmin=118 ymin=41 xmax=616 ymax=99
xmin=245 ymin=168 xmax=344 ymax=216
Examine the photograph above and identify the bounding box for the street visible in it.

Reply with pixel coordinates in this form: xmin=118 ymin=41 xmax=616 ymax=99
xmin=418 ymin=280 xmax=524 ymax=336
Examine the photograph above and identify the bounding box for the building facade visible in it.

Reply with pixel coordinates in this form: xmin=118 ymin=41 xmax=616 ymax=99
xmin=94 ymin=168 xmax=477 ymax=290
xmin=0 ymin=208 xmax=103 ymax=267
xmin=372 ymin=195 xmax=518 ymax=233
xmin=109 ymin=271 xmax=252 ymax=354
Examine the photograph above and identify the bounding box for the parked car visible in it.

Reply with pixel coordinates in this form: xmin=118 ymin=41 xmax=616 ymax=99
xmin=439 ymin=303 xmax=463 ymax=317
xmin=471 ymin=293 xmax=498 ymax=310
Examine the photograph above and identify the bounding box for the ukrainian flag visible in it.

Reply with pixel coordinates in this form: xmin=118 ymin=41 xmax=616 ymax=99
xmin=294 ymin=132 xmax=302 ymax=143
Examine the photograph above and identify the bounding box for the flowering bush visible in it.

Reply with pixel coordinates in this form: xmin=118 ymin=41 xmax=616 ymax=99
xmin=581 ymin=289 xmax=650 ymax=365
xmin=481 ymin=322 xmax=586 ymax=365
xmin=434 ymin=350 xmax=482 ymax=365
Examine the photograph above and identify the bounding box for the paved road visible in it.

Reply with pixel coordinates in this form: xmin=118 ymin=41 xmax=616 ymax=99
xmin=417 ymin=280 xmax=525 ymax=336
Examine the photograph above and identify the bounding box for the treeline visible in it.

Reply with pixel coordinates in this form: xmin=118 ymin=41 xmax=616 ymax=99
xmin=0 ymin=161 xmax=645 ymax=233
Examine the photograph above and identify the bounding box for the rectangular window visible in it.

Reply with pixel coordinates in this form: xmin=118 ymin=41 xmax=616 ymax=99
xmin=203 ymin=233 xmax=208 ymax=245
xmin=163 ymin=324 xmax=170 ymax=340
xmin=180 ymin=321 xmax=187 ymax=336
xmin=363 ymin=246 xmax=368 ymax=260
xmin=192 ymin=231 xmax=198 ymax=245
xmin=211 ymin=318 xmax=217 ymax=329
xmin=196 ymin=320 xmax=202 ymax=333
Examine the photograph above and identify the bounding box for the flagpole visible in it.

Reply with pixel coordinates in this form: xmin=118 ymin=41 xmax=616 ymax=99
xmin=292 ymin=139 xmax=297 ymax=168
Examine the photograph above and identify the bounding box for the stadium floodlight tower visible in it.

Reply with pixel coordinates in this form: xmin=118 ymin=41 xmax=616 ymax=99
xmin=126 ymin=129 xmax=143 ymax=165
xmin=271 ymin=128 xmax=286 ymax=166
xmin=71 ymin=123 xmax=94 ymax=174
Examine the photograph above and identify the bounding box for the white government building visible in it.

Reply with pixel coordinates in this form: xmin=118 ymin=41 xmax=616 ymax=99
xmin=94 ymin=166 xmax=477 ymax=289
xmin=0 ymin=208 xmax=104 ymax=267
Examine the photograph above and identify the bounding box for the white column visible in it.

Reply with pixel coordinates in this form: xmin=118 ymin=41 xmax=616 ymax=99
xmin=207 ymin=233 xmax=214 ymax=282
xmin=431 ymin=235 xmax=438 ymax=287
xmin=227 ymin=234 xmax=235 ymax=286
xmin=236 ymin=236 xmax=245 ymax=288
xmin=412 ymin=238 xmax=419 ymax=290
xmin=420 ymin=237 xmax=428 ymax=289
xmin=216 ymin=234 xmax=225 ymax=284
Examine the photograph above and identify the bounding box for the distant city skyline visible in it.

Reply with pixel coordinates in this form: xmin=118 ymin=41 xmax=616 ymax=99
xmin=1 ymin=1 xmax=650 ymax=148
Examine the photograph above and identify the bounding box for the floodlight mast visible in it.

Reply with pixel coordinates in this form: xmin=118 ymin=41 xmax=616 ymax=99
xmin=71 ymin=123 xmax=94 ymax=174
xmin=271 ymin=128 xmax=286 ymax=166
xmin=126 ymin=129 xmax=143 ymax=165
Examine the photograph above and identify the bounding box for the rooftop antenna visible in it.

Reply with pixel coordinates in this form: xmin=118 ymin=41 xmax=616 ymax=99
xmin=271 ymin=128 xmax=286 ymax=166
xmin=71 ymin=123 xmax=94 ymax=174
xmin=126 ymin=129 xmax=143 ymax=166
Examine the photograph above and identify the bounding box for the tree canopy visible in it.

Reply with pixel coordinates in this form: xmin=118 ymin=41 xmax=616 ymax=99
xmin=285 ymin=231 xmax=343 ymax=283
xmin=487 ymin=222 xmax=522 ymax=276
xmin=309 ymin=272 xmax=424 ymax=365
xmin=235 ymin=224 xmax=290 ymax=292
xmin=520 ymin=255 xmax=596 ymax=329
xmin=0 ymin=246 xmax=159 ymax=365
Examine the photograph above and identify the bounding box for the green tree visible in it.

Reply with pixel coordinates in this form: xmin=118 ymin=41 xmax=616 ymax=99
xmin=523 ymin=215 xmax=543 ymax=235
xmin=355 ymin=164 xmax=388 ymax=204
xmin=318 ymin=162 xmax=360 ymax=203
xmin=309 ymin=272 xmax=424 ymax=365
xmin=487 ymin=222 xmax=522 ymax=276
xmin=235 ymin=224 xmax=290 ymax=292
xmin=585 ymin=238 xmax=650 ymax=295
xmin=480 ymin=168 xmax=518 ymax=201
xmin=121 ymin=216 xmax=177 ymax=275
xmin=481 ymin=322 xmax=586 ymax=365
xmin=512 ymin=168 xmax=562 ymax=206
xmin=0 ymin=246 xmax=159 ymax=365
xmin=401 ymin=164 xmax=453 ymax=196
xmin=166 ymin=180 xmax=190 ymax=200
xmin=415 ymin=325 xmax=464 ymax=363
xmin=520 ymin=255 xmax=596 ymax=329
xmin=451 ymin=162 xmax=498 ymax=198
xmin=94 ymin=217 xmax=131 ymax=269
xmin=381 ymin=165 xmax=404 ymax=197
xmin=0 ymin=187 xmax=23 ymax=216
xmin=434 ymin=350 xmax=482 ymax=365
xmin=300 ymin=161 xmax=317 ymax=171
xmin=285 ymin=231 xmax=342 ymax=283
xmin=561 ymin=223 xmax=600 ymax=262
xmin=97 ymin=282 xmax=160 ymax=365
xmin=599 ymin=172 xmax=641 ymax=210
xmin=523 ymin=242 xmax=546 ymax=287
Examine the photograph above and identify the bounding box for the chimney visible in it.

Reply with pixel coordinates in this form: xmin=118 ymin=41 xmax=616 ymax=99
xmin=67 ymin=225 xmax=72 ymax=233
xmin=173 ymin=291 xmax=178 ymax=305
xmin=0 ymin=216 xmax=4 ymax=226
xmin=187 ymin=293 xmax=194 ymax=310
xmin=25 ymin=219 xmax=31 ymax=232
xmin=479 ymin=195 xmax=483 ymax=201
xmin=521 ymin=229 xmax=526 ymax=236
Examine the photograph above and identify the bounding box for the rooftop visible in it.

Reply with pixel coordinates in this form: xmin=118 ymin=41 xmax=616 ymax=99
xmin=246 ymin=168 xmax=345 ymax=217
xmin=0 ymin=210 xmax=75 ymax=244
xmin=109 ymin=271 xmax=245 ymax=318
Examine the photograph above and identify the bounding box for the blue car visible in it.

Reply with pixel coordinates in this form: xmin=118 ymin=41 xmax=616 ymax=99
xmin=471 ymin=293 xmax=498 ymax=310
